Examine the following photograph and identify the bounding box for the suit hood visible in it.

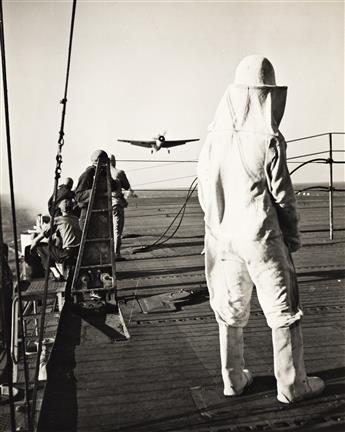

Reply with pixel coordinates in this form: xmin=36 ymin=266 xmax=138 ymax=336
xmin=209 ymin=55 xmax=287 ymax=135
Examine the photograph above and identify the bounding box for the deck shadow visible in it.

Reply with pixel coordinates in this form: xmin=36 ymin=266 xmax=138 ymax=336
xmin=38 ymin=306 xmax=81 ymax=432
xmin=315 ymin=366 xmax=345 ymax=381
xmin=77 ymin=306 xmax=128 ymax=342
xmin=118 ymin=368 xmax=345 ymax=432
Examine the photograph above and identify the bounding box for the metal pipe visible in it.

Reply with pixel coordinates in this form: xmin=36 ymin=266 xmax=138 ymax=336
xmin=0 ymin=202 xmax=16 ymax=431
xmin=0 ymin=2 xmax=32 ymax=428
xmin=329 ymin=133 xmax=334 ymax=240
xmin=286 ymin=131 xmax=345 ymax=144
xmin=289 ymin=158 xmax=328 ymax=176
xmin=10 ymin=297 xmax=19 ymax=366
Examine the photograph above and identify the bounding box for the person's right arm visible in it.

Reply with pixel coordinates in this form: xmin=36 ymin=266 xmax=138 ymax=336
xmin=30 ymin=223 xmax=51 ymax=250
xmin=265 ymin=136 xmax=301 ymax=252
xmin=30 ymin=232 xmax=45 ymax=250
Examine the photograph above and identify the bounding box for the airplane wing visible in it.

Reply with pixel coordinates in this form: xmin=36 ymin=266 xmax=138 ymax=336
xmin=161 ymin=139 xmax=200 ymax=148
xmin=117 ymin=140 xmax=155 ymax=148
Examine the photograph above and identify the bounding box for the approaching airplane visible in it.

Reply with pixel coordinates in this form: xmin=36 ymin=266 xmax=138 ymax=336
xmin=117 ymin=132 xmax=199 ymax=153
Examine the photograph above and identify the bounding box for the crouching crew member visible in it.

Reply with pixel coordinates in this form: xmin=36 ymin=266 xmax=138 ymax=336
xmin=30 ymin=198 xmax=81 ymax=280
xmin=48 ymin=177 xmax=75 ymax=217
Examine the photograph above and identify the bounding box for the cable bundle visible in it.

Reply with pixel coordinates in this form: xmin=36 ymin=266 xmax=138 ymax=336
xmin=132 ymin=177 xmax=198 ymax=254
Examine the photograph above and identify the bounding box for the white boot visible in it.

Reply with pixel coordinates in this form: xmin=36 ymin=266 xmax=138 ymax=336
xmin=272 ymin=322 xmax=325 ymax=403
xmin=219 ymin=323 xmax=253 ymax=396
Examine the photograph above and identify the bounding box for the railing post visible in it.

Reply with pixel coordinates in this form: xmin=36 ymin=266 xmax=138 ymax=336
xmin=328 ymin=133 xmax=334 ymax=240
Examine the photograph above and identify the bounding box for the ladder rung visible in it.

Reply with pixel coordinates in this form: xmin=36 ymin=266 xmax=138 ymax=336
xmin=91 ymin=208 xmax=109 ymax=213
xmin=24 ymin=335 xmax=41 ymax=341
xmin=22 ymin=310 xmax=56 ymax=319
xmin=22 ymin=313 xmax=41 ymax=319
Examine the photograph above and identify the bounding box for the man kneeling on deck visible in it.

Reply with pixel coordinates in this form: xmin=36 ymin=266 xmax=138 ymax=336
xmin=198 ymin=55 xmax=325 ymax=404
xmin=30 ymin=198 xmax=81 ymax=280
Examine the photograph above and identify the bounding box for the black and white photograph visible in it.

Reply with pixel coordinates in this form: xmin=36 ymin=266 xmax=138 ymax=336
xmin=0 ymin=0 xmax=344 ymax=431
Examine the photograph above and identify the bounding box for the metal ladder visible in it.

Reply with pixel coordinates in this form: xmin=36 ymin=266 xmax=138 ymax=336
xmin=70 ymin=155 xmax=129 ymax=338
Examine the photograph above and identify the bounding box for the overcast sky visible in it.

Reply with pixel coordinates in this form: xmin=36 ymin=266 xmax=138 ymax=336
xmin=1 ymin=0 xmax=344 ymax=212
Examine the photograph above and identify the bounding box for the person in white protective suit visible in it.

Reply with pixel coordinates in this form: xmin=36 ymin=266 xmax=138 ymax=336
xmin=197 ymin=55 xmax=325 ymax=403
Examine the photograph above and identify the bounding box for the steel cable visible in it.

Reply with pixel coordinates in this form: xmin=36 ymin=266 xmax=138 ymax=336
xmin=132 ymin=177 xmax=198 ymax=253
xmin=31 ymin=0 xmax=78 ymax=425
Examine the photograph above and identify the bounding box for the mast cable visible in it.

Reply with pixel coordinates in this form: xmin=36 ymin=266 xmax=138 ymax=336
xmin=0 ymin=201 xmax=16 ymax=432
xmin=31 ymin=0 xmax=78 ymax=424
xmin=0 ymin=2 xmax=33 ymax=429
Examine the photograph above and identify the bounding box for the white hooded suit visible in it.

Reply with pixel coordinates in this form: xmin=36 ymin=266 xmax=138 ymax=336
xmin=198 ymin=55 xmax=324 ymax=403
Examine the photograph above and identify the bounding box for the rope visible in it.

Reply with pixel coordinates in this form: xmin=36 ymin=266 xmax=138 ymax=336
xmin=0 ymin=3 xmax=32 ymax=429
xmin=132 ymin=177 xmax=198 ymax=254
xmin=31 ymin=0 xmax=78 ymax=423
xmin=58 ymin=0 xmax=77 ymax=150
xmin=150 ymin=180 xmax=198 ymax=248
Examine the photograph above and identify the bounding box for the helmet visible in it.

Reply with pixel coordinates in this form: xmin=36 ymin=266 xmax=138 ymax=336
xmin=90 ymin=149 xmax=108 ymax=164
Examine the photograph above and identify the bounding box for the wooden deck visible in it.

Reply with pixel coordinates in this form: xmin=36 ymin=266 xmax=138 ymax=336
xmin=38 ymin=192 xmax=345 ymax=432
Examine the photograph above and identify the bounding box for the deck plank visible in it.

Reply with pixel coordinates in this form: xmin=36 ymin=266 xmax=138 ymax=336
xmin=38 ymin=193 xmax=345 ymax=432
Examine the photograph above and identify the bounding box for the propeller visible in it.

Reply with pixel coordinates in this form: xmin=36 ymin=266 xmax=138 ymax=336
xmin=154 ymin=130 xmax=167 ymax=142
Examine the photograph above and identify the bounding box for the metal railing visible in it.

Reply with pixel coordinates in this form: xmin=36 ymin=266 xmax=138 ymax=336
xmin=286 ymin=132 xmax=345 ymax=239
xmin=118 ymin=131 xmax=345 ymax=240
